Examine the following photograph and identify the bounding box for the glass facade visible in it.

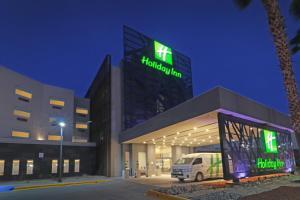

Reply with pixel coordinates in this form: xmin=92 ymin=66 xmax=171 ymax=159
xmin=122 ymin=26 xmax=193 ymax=130
xmin=86 ymin=55 xmax=112 ymax=176
xmin=218 ymin=113 xmax=295 ymax=180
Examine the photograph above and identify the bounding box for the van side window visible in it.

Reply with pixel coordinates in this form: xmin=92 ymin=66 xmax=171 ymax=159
xmin=193 ymin=158 xmax=202 ymax=165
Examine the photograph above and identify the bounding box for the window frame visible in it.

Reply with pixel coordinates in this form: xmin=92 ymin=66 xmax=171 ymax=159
xmin=0 ymin=160 xmax=4 ymax=176
xmin=63 ymin=159 xmax=69 ymax=173
xmin=26 ymin=160 xmax=34 ymax=175
xmin=74 ymin=159 xmax=80 ymax=173
xmin=15 ymin=88 xmax=32 ymax=100
xmin=51 ymin=160 xmax=58 ymax=174
xmin=192 ymin=158 xmax=203 ymax=165
xmin=11 ymin=130 xmax=30 ymax=138
xmin=12 ymin=160 xmax=20 ymax=175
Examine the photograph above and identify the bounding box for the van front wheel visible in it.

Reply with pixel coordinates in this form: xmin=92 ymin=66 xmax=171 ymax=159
xmin=195 ymin=172 xmax=203 ymax=182
xmin=178 ymin=178 xmax=184 ymax=182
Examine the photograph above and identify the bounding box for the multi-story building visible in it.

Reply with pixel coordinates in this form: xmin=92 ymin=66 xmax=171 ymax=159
xmin=0 ymin=66 xmax=96 ymax=180
xmin=0 ymin=26 xmax=297 ymax=181
xmin=87 ymin=26 xmax=297 ymax=179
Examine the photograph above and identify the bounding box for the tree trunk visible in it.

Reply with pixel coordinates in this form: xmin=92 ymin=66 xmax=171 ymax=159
xmin=261 ymin=0 xmax=300 ymax=149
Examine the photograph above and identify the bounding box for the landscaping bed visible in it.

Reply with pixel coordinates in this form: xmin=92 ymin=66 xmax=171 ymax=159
xmin=154 ymin=175 xmax=300 ymax=200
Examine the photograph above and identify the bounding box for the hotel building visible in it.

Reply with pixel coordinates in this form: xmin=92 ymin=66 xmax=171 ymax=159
xmin=0 ymin=26 xmax=297 ymax=181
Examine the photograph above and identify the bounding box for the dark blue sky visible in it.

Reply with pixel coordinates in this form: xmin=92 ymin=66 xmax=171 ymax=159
xmin=0 ymin=0 xmax=299 ymax=113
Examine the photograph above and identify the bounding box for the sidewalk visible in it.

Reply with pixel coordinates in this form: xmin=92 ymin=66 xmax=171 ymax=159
xmin=0 ymin=175 xmax=111 ymax=190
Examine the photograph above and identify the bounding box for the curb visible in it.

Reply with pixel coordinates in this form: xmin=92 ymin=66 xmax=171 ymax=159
xmin=14 ymin=180 xmax=109 ymax=191
xmin=239 ymin=173 xmax=288 ymax=183
xmin=145 ymin=190 xmax=188 ymax=200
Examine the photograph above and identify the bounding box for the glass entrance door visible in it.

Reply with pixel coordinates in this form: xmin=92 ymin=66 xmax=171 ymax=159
xmin=155 ymin=146 xmax=172 ymax=174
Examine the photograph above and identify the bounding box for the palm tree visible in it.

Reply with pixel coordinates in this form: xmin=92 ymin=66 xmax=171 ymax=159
xmin=234 ymin=0 xmax=300 ymax=148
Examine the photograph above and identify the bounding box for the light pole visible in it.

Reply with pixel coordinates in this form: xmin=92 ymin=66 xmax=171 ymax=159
xmin=58 ymin=122 xmax=66 ymax=182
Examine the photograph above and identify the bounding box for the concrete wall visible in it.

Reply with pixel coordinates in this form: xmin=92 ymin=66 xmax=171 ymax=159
xmin=42 ymin=84 xmax=75 ymax=141
xmin=0 ymin=66 xmax=89 ymax=143
xmin=110 ymin=67 xmax=122 ymax=176
xmin=74 ymin=97 xmax=90 ymax=142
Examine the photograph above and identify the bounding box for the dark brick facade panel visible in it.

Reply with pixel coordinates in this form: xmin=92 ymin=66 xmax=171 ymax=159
xmin=0 ymin=143 xmax=96 ymax=181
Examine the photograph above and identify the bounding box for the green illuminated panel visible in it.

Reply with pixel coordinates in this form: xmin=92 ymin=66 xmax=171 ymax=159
xmin=140 ymin=56 xmax=181 ymax=78
xmin=262 ymin=130 xmax=278 ymax=153
xmin=154 ymin=41 xmax=173 ymax=65
xmin=256 ymin=158 xmax=284 ymax=169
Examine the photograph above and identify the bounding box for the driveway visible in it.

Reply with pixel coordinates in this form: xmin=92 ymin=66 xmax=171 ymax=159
xmin=0 ymin=178 xmax=155 ymax=200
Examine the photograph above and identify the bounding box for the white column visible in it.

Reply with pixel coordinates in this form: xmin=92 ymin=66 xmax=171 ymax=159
xmin=147 ymin=144 xmax=156 ymax=176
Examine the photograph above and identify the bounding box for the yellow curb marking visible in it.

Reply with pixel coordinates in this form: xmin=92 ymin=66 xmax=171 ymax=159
xmin=145 ymin=190 xmax=188 ymax=200
xmin=14 ymin=180 xmax=109 ymax=191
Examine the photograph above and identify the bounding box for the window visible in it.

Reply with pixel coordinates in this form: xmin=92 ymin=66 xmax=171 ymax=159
xmin=15 ymin=89 xmax=32 ymax=100
xmin=0 ymin=160 xmax=4 ymax=176
xmin=51 ymin=160 xmax=58 ymax=174
xmin=75 ymin=123 xmax=88 ymax=129
xmin=48 ymin=135 xmax=62 ymax=141
xmin=76 ymin=108 xmax=88 ymax=115
xmin=12 ymin=131 xmax=30 ymax=138
xmin=49 ymin=117 xmax=57 ymax=126
xmin=193 ymin=158 xmax=202 ymax=165
xmin=74 ymin=159 xmax=80 ymax=173
xmin=175 ymin=158 xmax=194 ymax=165
xmin=13 ymin=110 xmax=31 ymax=120
xmin=63 ymin=160 xmax=69 ymax=173
xmin=49 ymin=99 xmax=65 ymax=108
xmin=18 ymin=97 xmax=30 ymax=103
xmin=12 ymin=160 xmax=20 ymax=175
xmin=17 ymin=117 xmax=28 ymax=122
xmin=72 ymin=138 xmax=87 ymax=143
xmin=26 ymin=160 xmax=34 ymax=175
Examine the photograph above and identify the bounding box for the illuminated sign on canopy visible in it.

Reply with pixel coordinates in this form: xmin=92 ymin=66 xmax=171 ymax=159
xmin=140 ymin=40 xmax=182 ymax=79
xmin=255 ymin=129 xmax=285 ymax=170
xmin=256 ymin=158 xmax=284 ymax=169
xmin=262 ymin=130 xmax=278 ymax=153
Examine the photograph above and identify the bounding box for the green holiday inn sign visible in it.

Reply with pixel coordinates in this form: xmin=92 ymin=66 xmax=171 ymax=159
xmin=154 ymin=40 xmax=173 ymax=65
xmin=140 ymin=40 xmax=182 ymax=78
xmin=256 ymin=158 xmax=284 ymax=169
xmin=256 ymin=129 xmax=285 ymax=170
xmin=262 ymin=129 xmax=278 ymax=153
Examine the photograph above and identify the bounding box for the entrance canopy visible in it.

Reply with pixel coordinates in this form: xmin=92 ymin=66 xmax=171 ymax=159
xmin=120 ymin=87 xmax=292 ymax=146
xmin=123 ymin=111 xmax=219 ymax=147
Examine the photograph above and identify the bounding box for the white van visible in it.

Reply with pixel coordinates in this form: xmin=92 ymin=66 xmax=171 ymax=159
xmin=171 ymin=153 xmax=223 ymax=182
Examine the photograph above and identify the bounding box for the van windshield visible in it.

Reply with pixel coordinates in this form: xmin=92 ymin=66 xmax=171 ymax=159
xmin=175 ymin=158 xmax=194 ymax=165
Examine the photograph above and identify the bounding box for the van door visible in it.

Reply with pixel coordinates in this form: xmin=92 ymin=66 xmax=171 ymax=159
xmin=191 ymin=158 xmax=203 ymax=180
xmin=207 ymin=153 xmax=222 ymax=178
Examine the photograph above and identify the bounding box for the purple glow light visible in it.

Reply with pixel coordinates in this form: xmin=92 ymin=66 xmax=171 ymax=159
xmin=217 ymin=109 xmax=293 ymax=133
xmin=235 ymin=172 xmax=247 ymax=178
xmin=233 ymin=160 xmax=249 ymax=179
xmin=284 ymin=167 xmax=292 ymax=173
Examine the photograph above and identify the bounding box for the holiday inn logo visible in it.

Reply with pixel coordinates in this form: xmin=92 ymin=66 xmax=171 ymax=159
xmin=262 ymin=130 xmax=278 ymax=153
xmin=154 ymin=40 xmax=173 ymax=65
xmin=139 ymin=39 xmax=182 ymax=78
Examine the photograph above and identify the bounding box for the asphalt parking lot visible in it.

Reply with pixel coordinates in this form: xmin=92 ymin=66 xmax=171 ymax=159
xmin=0 ymin=178 xmax=155 ymax=200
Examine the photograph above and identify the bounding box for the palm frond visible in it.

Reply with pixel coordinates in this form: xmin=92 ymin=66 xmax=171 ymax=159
xmin=290 ymin=29 xmax=300 ymax=54
xmin=290 ymin=0 xmax=300 ymax=19
xmin=234 ymin=0 xmax=252 ymax=9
